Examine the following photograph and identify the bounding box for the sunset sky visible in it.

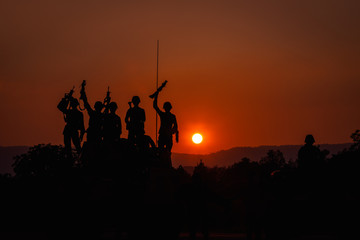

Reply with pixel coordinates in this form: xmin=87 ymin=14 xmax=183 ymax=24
xmin=1 ymin=0 xmax=359 ymax=154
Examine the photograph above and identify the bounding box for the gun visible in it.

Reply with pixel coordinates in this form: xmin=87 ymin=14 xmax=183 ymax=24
xmin=149 ymin=80 xmax=168 ymax=99
xmin=59 ymin=85 xmax=75 ymax=119
xmin=104 ymin=86 xmax=111 ymax=105
xmin=65 ymin=86 xmax=75 ymax=99
xmin=79 ymin=80 xmax=86 ymax=100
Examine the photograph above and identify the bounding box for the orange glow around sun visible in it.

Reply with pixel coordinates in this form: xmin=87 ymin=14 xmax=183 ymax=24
xmin=192 ymin=133 xmax=203 ymax=144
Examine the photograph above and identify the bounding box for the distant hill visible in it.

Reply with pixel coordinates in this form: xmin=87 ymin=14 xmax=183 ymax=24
xmin=0 ymin=143 xmax=352 ymax=175
xmin=172 ymin=143 xmax=352 ymax=168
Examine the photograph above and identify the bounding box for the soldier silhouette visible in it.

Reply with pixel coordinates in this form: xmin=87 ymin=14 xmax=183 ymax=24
xmin=296 ymin=134 xmax=326 ymax=195
xmin=125 ymin=96 xmax=145 ymax=144
xmin=296 ymin=135 xmax=328 ymax=236
xmin=57 ymin=90 xmax=85 ymax=156
xmin=79 ymin=80 xmax=104 ymax=144
xmin=152 ymin=86 xmax=178 ymax=167
xmin=297 ymin=134 xmax=323 ymax=172
xmin=103 ymin=102 xmax=122 ymax=144
xmin=78 ymin=81 xmax=104 ymax=169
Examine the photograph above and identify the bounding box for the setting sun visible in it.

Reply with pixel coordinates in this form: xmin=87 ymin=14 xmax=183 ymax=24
xmin=192 ymin=133 xmax=203 ymax=144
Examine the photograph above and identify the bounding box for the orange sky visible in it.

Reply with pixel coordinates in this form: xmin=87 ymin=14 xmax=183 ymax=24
xmin=1 ymin=0 xmax=359 ymax=154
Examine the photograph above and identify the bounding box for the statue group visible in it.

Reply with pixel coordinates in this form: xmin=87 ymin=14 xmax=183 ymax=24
xmin=57 ymin=80 xmax=178 ymax=172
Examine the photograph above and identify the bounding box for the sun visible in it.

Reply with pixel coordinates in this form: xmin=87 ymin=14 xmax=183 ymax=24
xmin=192 ymin=133 xmax=203 ymax=144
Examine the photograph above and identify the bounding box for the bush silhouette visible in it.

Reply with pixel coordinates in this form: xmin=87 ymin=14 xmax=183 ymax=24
xmin=12 ymin=144 xmax=73 ymax=178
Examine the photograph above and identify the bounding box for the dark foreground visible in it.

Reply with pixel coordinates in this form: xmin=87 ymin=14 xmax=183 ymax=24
xmin=1 ymin=141 xmax=360 ymax=240
xmin=0 ymin=232 xmax=346 ymax=240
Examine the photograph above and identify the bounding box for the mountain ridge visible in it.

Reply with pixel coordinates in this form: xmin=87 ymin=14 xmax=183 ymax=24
xmin=0 ymin=143 xmax=353 ymax=175
xmin=172 ymin=143 xmax=352 ymax=167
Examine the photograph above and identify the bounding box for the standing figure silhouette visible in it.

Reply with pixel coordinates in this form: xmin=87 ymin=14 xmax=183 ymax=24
xmin=152 ymin=91 xmax=178 ymax=167
xmin=79 ymin=81 xmax=104 ymax=169
xmin=103 ymin=102 xmax=122 ymax=144
xmin=57 ymin=92 xmax=85 ymax=156
xmin=80 ymin=81 xmax=104 ymax=144
xmin=125 ymin=96 xmax=146 ymax=144
xmin=297 ymin=134 xmax=323 ymax=172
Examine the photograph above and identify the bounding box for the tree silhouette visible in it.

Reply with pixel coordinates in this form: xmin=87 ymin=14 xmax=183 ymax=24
xmin=12 ymin=144 xmax=73 ymax=178
xmin=4 ymin=131 xmax=360 ymax=239
xmin=350 ymin=129 xmax=360 ymax=150
xmin=259 ymin=149 xmax=286 ymax=174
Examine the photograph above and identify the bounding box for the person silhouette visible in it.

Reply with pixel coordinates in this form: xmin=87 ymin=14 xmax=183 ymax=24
xmin=103 ymin=102 xmax=122 ymax=144
xmin=125 ymin=96 xmax=145 ymax=144
xmin=79 ymin=84 xmax=104 ymax=169
xmin=80 ymin=86 xmax=104 ymax=144
xmin=296 ymin=135 xmax=328 ymax=236
xmin=152 ymin=92 xmax=178 ymax=167
xmin=297 ymin=134 xmax=323 ymax=172
xmin=57 ymin=95 xmax=85 ymax=156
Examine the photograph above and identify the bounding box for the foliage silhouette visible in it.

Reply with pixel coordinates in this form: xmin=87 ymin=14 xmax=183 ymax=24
xmin=12 ymin=144 xmax=74 ymax=178
xmin=259 ymin=149 xmax=286 ymax=174
xmin=2 ymin=130 xmax=360 ymax=239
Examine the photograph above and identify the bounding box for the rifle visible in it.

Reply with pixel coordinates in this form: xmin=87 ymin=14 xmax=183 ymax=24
xmin=104 ymin=86 xmax=111 ymax=105
xmin=149 ymin=80 xmax=168 ymax=98
xmin=59 ymin=85 xmax=75 ymax=121
xmin=79 ymin=80 xmax=86 ymax=100
xmin=65 ymin=86 xmax=75 ymax=99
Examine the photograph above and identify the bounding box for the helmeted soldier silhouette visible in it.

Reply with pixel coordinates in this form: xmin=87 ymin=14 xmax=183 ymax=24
xmin=79 ymin=80 xmax=104 ymax=144
xmin=297 ymin=134 xmax=323 ymax=172
xmin=57 ymin=90 xmax=85 ymax=156
xmin=78 ymin=80 xmax=104 ymax=169
xmin=103 ymin=102 xmax=122 ymax=144
xmin=125 ymin=96 xmax=146 ymax=144
xmin=296 ymin=135 xmax=327 ymax=236
xmin=151 ymin=83 xmax=178 ymax=167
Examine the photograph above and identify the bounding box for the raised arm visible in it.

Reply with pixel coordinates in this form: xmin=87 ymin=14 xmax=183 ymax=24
xmin=80 ymin=91 xmax=93 ymax=114
xmin=153 ymin=93 xmax=162 ymax=115
xmin=79 ymin=79 xmax=93 ymax=114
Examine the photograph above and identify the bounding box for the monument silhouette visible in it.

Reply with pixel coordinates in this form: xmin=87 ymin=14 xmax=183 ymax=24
xmin=1 ymin=80 xmax=358 ymax=240
xmin=151 ymin=80 xmax=179 ymax=168
xmin=57 ymin=87 xmax=85 ymax=157
xmin=125 ymin=96 xmax=146 ymax=145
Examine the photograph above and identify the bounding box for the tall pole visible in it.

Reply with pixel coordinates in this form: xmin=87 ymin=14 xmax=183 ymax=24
xmin=156 ymin=40 xmax=159 ymax=146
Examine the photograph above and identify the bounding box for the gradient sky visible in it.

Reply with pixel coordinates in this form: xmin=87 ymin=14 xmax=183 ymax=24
xmin=1 ymin=0 xmax=359 ymax=154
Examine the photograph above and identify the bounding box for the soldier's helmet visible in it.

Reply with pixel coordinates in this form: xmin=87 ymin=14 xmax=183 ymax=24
xmin=305 ymin=134 xmax=315 ymax=145
xmin=163 ymin=101 xmax=172 ymax=112
xmin=94 ymin=101 xmax=103 ymax=111
xmin=132 ymin=96 xmax=140 ymax=105
xmin=109 ymin=102 xmax=118 ymax=112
